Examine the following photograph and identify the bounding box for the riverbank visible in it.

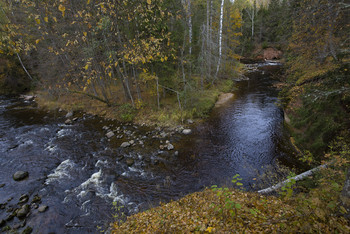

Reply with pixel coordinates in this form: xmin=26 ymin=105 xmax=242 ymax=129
xmin=112 ymin=165 xmax=349 ymax=233
xmin=111 ymin=63 xmax=350 ymax=233
xmin=33 ymin=78 xmax=236 ymax=128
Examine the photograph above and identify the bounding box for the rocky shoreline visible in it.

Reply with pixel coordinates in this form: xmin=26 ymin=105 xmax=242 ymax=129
xmin=0 ymin=172 xmax=48 ymax=233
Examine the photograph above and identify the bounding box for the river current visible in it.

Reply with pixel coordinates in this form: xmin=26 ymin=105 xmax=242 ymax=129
xmin=0 ymin=61 xmax=296 ymax=233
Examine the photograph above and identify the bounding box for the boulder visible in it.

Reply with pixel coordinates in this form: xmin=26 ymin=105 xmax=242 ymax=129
xmin=126 ymin=158 xmax=134 ymax=167
xmin=38 ymin=205 xmax=48 ymax=213
xmin=13 ymin=171 xmax=29 ymax=181
xmin=106 ymin=131 xmax=115 ymax=138
xmin=65 ymin=119 xmax=72 ymax=124
xmin=16 ymin=204 xmax=30 ymax=218
xmin=167 ymin=144 xmax=174 ymax=150
xmin=65 ymin=111 xmax=73 ymax=118
xmin=19 ymin=194 xmax=29 ymax=204
xmin=120 ymin=142 xmax=130 ymax=148
xmin=182 ymin=129 xmax=192 ymax=135
xmin=31 ymin=195 xmax=41 ymax=204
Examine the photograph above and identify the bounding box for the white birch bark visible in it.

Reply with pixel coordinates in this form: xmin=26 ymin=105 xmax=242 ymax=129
xmin=188 ymin=0 xmax=192 ymax=56
xmin=258 ymin=164 xmax=328 ymax=194
xmin=215 ymin=0 xmax=225 ymax=78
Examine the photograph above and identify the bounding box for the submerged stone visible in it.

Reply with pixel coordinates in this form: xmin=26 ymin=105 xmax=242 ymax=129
xmin=13 ymin=171 xmax=29 ymax=181
xmin=17 ymin=204 xmax=30 ymax=218
xmin=38 ymin=205 xmax=48 ymax=213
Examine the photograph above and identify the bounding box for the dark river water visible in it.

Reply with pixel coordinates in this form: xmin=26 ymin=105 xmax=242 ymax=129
xmin=0 ymin=61 xmax=296 ymax=233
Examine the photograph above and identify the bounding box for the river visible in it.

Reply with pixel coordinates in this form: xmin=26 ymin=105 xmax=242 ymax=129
xmin=0 ymin=61 xmax=296 ymax=233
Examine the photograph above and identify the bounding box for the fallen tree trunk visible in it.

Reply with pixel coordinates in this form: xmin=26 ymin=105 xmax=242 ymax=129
xmin=258 ymin=164 xmax=328 ymax=194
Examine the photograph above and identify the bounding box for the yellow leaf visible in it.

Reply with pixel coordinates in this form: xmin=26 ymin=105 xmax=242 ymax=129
xmin=87 ymin=0 xmax=90 ymax=4
xmin=206 ymin=227 xmax=213 ymax=233
xmin=114 ymin=61 xmax=118 ymax=67
xmin=84 ymin=64 xmax=89 ymax=70
xmin=58 ymin=4 xmax=65 ymax=17
xmin=35 ymin=18 xmax=40 ymax=24
xmin=83 ymin=32 xmax=87 ymax=36
xmin=147 ymin=0 xmax=151 ymax=4
xmin=35 ymin=39 xmax=40 ymax=44
xmin=44 ymin=17 xmax=48 ymax=22
xmin=108 ymin=72 xmax=112 ymax=77
xmin=58 ymin=4 xmax=65 ymax=12
xmin=53 ymin=17 xmax=57 ymax=22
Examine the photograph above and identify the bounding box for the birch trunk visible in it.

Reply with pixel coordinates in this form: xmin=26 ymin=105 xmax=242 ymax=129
xmin=215 ymin=0 xmax=225 ymax=79
xmin=258 ymin=164 xmax=328 ymax=194
xmin=188 ymin=0 xmax=192 ymax=56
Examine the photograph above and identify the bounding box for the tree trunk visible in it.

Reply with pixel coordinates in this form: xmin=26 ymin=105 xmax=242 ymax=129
xmin=215 ymin=0 xmax=225 ymax=79
xmin=258 ymin=164 xmax=328 ymax=194
xmin=340 ymin=168 xmax=350 ymax=217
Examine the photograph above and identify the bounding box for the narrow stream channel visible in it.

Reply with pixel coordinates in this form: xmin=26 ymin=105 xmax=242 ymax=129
xmin=0 ymin=61 xmax=296 ymax=233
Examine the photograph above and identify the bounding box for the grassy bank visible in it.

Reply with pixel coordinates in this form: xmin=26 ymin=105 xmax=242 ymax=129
xmin=35 ymin=78 xmax=235 ymax=127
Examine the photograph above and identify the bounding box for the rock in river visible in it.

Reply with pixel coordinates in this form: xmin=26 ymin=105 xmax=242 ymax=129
xmin=126 ymin=158 xmax=134 ymax=167
xmin=120 ymin=142 xmax=130 ymax=148
xmin=19 ymin=194 xmax=29 ymax=204
xmin=38 ymin=205 xmax=48 ymax=213
xmin=17 ymin=204 xmax=30 ymax=218
xmin=182 ymin=129 xmax=192 ymax=135
xmin=106 ymin=131 xmax=115 ymax=138
xmin=13 ymin=171 xmax=29 ymax=181
xmin=167 ymin=143 xmax=174 ymax=150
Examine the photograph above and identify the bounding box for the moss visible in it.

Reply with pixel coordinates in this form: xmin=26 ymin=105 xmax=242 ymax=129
xmin=287 ymin=65 xmax=350 ymax=160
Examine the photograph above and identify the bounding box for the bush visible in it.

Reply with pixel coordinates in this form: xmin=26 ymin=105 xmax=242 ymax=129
xmin=119 ymin=104 xmax=136 ymax=122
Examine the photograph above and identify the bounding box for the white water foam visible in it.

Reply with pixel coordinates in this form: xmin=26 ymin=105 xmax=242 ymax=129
xmin=15 ymin=140 xmax=34 ymax=150
xmin=45 ymin=159 xmax=76 ymax=184
xmin=39 ymin=127 xmax=50 ymax=133
xmin=57 ymin=129 xmax=73 ymax=138
xmin=45 ymin=144 xmax=58 ymax=153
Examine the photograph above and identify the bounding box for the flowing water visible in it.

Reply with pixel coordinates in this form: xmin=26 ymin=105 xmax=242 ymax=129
xmin=0 ymin=61 xmax=296 ymax=233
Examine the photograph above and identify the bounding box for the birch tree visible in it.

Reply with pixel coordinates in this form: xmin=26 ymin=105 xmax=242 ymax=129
xmin=215 ymin=0 xmax=225 ymax=79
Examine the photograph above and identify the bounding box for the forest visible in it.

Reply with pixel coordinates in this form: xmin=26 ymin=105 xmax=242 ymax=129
xmin=0 ymin=0 xmax=348 ymax=122
xmin=0 ymin=0 xmax=349 ymax=233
